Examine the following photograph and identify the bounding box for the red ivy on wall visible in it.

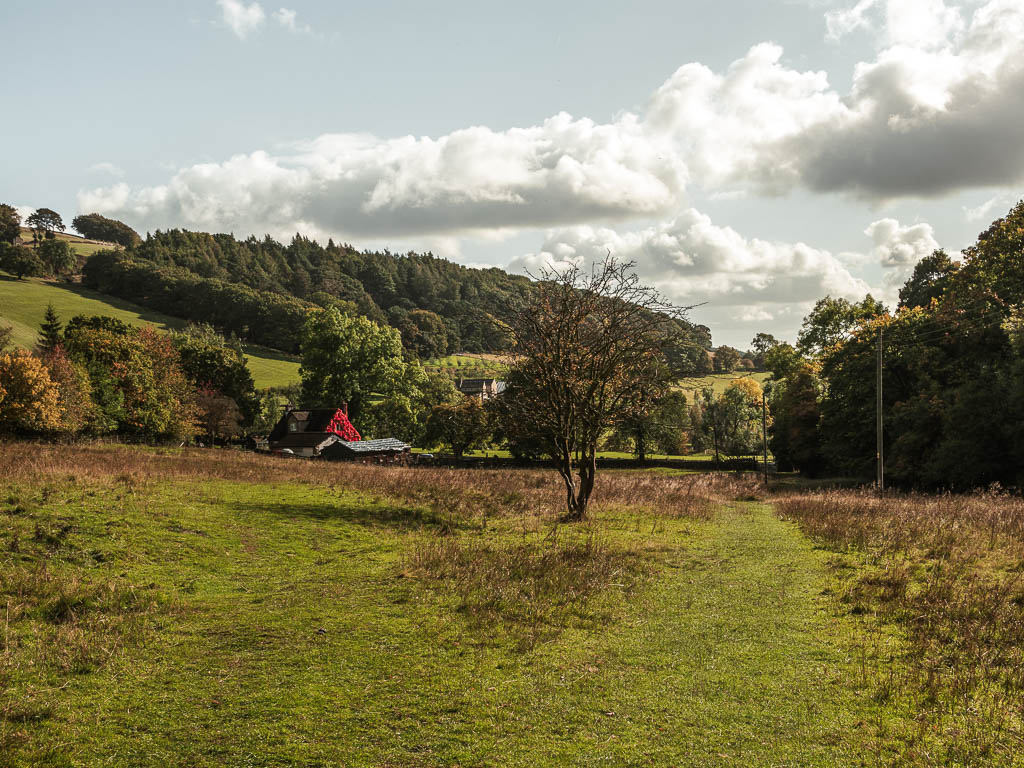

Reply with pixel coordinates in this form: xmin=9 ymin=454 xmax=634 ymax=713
xmin=325 ymin=410 xmax=361 ymax=441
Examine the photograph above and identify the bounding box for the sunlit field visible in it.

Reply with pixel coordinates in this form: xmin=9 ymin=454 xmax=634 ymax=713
xmin=1 ymin=443 xmax=1020 ymax=765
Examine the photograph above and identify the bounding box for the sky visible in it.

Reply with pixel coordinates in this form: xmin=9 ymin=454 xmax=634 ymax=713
xmin=2 ymin=0 xmax=1023 ymax=348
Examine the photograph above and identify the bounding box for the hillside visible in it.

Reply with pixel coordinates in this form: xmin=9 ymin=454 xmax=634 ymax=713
xmin=0 ymin=275 xmax=299 ymax=388
xmin=81 ymin=229 xmax=713 ymax=366
xmin=17 ymin=226 xmax=117 ymax=258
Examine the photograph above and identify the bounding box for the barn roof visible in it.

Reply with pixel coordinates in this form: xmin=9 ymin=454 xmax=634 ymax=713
xmin=334 ymin=438 xmax=410 ymax=454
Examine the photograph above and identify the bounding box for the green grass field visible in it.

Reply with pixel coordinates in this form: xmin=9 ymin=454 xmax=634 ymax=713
xmin=17 ymin=227 xmax=116 ymax=258
xmin=0 ymin=274 xmax=300 ymax=389
xmin=5 ymin=444 xmax=1005 ymax=766
xmin=424 ymin=352 xmax=509 ymax=380
xmin=679 ymin=371 xmax=771 ymax=396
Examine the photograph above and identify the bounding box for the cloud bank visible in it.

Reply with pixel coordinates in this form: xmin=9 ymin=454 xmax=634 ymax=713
xmin=96 ymin=0 xmax=1024 ymax=243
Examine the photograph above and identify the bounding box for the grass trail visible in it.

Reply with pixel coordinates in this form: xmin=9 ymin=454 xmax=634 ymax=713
xmin=619 ymin=501 xmax=893 ymax=766
xmin=3 ymin=471 xmax=900 ymax=766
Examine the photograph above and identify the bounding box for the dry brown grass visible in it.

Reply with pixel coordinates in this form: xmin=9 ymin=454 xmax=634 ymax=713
xmin=0 ymin=442 xmax=751 ymax=521
xmin=775 ymin=487 xmax=1024 ymax=763
xmin=403 ymin=532 xmax=653 ymax=650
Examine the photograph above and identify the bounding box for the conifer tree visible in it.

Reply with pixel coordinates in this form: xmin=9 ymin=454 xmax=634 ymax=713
xmin=37 ymin=304 xmax=63 ymax=354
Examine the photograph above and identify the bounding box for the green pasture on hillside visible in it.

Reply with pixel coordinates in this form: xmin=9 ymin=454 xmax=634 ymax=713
xmin=424 ymin=352 xmax=509 ymax=380
xmin=679 ymin=371 xmax=771 ymax=396
xmin=17 ymin=227 xmax=116 ymax=258
xmin=0 ymin=274 xmax=300 ymax=389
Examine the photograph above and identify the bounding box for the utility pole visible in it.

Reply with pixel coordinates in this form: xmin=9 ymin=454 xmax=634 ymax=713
xmin=761 ymin=394 xmax=768 ymax=487
xmin=876 ymin=327 xmax=884 ymax=493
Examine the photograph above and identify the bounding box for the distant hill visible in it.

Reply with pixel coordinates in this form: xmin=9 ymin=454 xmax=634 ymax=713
xmin=18 ymin=226 xmax=118 ymax=258
xmin=0 ymin=275 xmax=299 ymax=389
xmin=78 ymin=228 xmax=714 ymax=366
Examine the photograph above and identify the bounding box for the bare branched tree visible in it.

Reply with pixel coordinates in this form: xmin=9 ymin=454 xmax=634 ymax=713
xmin=505 ymin=256 xmax=691 ymax=521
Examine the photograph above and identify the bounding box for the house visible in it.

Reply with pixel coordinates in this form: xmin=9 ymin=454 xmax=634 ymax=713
xmin=456 ymin=377 xmax=506 ymax=401
xmin=268 ymin=405 xmax=410 ymax=463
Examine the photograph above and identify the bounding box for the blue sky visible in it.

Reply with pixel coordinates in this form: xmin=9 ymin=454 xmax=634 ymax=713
xmin=3 ymin=0 xmax=1023 ymax=347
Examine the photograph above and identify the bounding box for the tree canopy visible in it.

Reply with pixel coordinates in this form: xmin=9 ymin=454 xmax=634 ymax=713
xmin=502 ymin=256 xmax=689 ymax=520
xmin=299 ymin=307 xmax=406 ymax=425
xmin=72 ymin=213 xmax=141 ymax=247
xmin=0 ymin=204 xmax=21 ymax=245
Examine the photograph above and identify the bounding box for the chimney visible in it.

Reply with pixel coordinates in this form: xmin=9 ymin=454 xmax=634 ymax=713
xmin=341 ymin=402 xmax=348 ymax=417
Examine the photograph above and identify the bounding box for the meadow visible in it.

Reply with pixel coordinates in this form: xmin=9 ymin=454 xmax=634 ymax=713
xmin=17 ymin=228 xmax=115 ymax=259
xmin=3 ymin=444 xmax=1022 ymax=766
xmin=0 ymin=275 xmax=300 ymax=389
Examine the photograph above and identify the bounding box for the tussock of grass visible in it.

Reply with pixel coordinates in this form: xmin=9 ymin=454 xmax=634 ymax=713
xmin=776 ymin=488 xmax=1024 ymax=764
xmin=404 ymin=531 xmax=652 ymax=649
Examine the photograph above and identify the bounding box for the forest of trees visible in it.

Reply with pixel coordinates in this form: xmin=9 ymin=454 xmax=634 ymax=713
xmin=75 ymin=227 xmax=713 ymax=363
xmin=765 ymin=199 xmax=1024 ymax=490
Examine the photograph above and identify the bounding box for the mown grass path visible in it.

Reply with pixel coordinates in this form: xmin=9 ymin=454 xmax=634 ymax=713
xmin=4 ymin=480 xmax=900 ymax=767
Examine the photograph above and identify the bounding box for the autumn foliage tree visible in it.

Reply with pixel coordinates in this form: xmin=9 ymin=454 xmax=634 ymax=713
xmin=504 ymin=256 xmax=690 ymax=520
xmin=64 ymin=317 xmax=199 ymax=440
xmin=0 ymin=351 xmax=62 ymax=434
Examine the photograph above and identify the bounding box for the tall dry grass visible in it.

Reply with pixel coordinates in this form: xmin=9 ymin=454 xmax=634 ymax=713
xmin=775 ymin=487 xmax=1024 ymax=763
xmin=0 ymin=442 xmax=750 ymax=521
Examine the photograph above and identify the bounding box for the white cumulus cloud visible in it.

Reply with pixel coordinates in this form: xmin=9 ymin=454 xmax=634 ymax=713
xmin=87 ymin=0 xmax=1024 ymax=245
xmin=78 ymin=114 xmax=686 ymax=242
xmin=217 ymin=0 xmax=266 ymax=39
xmin=511 ymin=208 xmax=871 ymax=343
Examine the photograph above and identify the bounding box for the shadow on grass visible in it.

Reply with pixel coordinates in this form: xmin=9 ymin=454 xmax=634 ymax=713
xmin=50 ymin=282 xmax=186 ymax=332
xmin=240 ymin=343 xmax=299 ymax=363
xmin=226 ymin=496 xmax=474 ymax=532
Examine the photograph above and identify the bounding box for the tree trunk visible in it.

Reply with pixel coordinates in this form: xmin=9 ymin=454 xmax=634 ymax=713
xmin=559 ymin=448 xmax=596 ymax=522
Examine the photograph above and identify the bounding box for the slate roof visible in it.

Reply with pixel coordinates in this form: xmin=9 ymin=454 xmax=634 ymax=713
xmin=334 ymin=438 xmax=410 ymax=454
xmin=456 ymin=378 xmax=506 ymax=395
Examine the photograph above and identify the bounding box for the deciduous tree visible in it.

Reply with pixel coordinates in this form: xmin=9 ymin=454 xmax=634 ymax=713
xmin=0 ymin=351 xmax=62 ymax=434
xmin=0 ymin=244 xmax=43 ymax=279
xmin=172 ymin=324 xmax=259 ymax=429
xmin=71 ymin=213 xmax=141 ymax=247
xmin=299 ymin=307 xmax=405 ymax=424
xmin=423 ymin=397 xmax=489 ymax=459
xmin=797 ymin=295 xmax=886 ymax=358
xmin=38 ymin=238 xmax=76 ymax=276
xmin=505 ymin=256 xmax=690 ymax=520
xmin=0 ymin=204 xmax=21 ymax=245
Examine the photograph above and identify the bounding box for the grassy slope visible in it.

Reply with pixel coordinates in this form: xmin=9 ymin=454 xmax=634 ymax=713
xmin=0 ymin=275 xmax=300 ymax=389
xmin=1 ymin=447 xmax=913 ymax=767
xmin=18 ymin=227 xmax=115 ymax=258
xmin=679 ymin=371 xmax=771 ymax=396
xmin=424 ymin=353 xmax=509 ymax=380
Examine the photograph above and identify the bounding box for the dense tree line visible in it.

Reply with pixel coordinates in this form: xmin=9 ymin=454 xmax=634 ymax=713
xmin=82 ymin=250 xmax=312 ymax=353
xmin=72 ymin=213 xmax=141 ymax=247
xmin=767 ymin=200 xmax=1024 ymax=490
xmin=123 ymin=229 xmax=532 ymax=354
xmin=79 ymin=228 xmax=712 ymax=361
xmin=0 ymin=308 xmax=268 ymax=443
